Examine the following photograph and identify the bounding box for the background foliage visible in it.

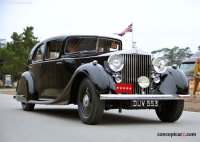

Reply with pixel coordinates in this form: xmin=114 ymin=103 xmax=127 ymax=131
xmin=151 ymin=46 xmax=193 ymax=66
xmin=0 ymin=26 xmax=39 ymax=81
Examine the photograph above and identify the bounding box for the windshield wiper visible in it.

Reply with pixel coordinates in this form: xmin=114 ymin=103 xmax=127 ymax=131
xmin=62 ymin=52 xmax=80 ymax=58
xmin=62 ymin=50 xmax=98 ymax=58
xmin=78 ymin=50 xmax=98 ymax=57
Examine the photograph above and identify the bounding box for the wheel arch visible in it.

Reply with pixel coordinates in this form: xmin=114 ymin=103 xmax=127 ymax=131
xmin=69 ymin=62 xmax=114 ymax=104
xmin=16 ymin=71 xmax=37 ymax=102
xmin=69 ymin=72 xmax=88 ymax=104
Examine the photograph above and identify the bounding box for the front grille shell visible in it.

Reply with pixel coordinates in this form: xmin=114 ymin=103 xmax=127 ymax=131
xmin=121 ymin=54 xmax=151 ymax=94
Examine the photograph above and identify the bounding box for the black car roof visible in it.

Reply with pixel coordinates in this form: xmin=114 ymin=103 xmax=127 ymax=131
xmin=40 ymin=35 xmax=121 ymax=43
xmin=30 ymin=35 xmax=122 ymax=57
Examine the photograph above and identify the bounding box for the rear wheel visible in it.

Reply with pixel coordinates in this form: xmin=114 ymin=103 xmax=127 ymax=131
xmin=78 ymin=78 xmax=104 ymax=125
xmin=155 ymin=100 xmax=184 ymax=122
xmin=21 ymin=102 xmax=35 ymax=111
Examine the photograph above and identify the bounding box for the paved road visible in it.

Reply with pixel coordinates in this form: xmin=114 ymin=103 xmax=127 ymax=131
xmin=0 ymin=94 xmax=199 ymax=142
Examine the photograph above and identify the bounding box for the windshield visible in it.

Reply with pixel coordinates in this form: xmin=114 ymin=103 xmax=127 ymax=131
xmin=180 ymin=62 xmax=194 ymax=72
xmin=65 ymin=38 xmax=97 ymax=53
xmin=64 ymin=37 xmax=121 ymax=54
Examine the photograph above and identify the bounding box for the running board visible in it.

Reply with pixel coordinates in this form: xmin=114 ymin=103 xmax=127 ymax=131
xmin=14 ymin=95 xmax=55 ymax=104
xmin=28 ymin=99 xmax=55 ymax=104
xmin=14 ymin=95 xmax=69 ymax=105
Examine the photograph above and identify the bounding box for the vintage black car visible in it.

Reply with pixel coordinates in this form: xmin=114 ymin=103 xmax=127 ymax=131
xmin=15 ymin=35 xmax=190 ymax=125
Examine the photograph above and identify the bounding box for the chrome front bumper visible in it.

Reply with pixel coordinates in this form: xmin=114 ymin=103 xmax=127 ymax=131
xmin=100 ymin=94 xmax=190 ymax=100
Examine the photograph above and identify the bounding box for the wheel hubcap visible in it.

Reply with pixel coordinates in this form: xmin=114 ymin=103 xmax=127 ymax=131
xmin=83 ymin=88 xmax=90 ymax=107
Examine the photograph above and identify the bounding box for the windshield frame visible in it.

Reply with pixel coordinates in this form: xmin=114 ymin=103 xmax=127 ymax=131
xmin=64 ymin=37 xmax=122 ymax=55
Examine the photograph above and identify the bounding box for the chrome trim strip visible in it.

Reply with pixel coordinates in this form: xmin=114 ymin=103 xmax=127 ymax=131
xmin=28 ymin=100 xmax=53 ymax=104
xmin=100 ymin=94 xmax=190 ymax=100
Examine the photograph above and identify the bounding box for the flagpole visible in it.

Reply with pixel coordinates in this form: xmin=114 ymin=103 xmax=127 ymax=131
xmin=132 ymin=22 xmax=133 ymax=48
xmin=114 ymin=22 xmax=134 ymax=47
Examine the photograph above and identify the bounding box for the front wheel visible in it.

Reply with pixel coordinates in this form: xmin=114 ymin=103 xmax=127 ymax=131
xmin=78 ymin=78 xmax=105 ymax=125
xmin=155 ymin=100 xmax=184 ymax=122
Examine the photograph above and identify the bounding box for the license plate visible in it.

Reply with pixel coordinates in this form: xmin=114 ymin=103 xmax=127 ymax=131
xmin=131 ymin=100 xmax=159 ymax=107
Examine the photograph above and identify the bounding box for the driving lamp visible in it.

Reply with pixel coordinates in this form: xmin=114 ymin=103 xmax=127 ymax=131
xmin=114 ymin=74 xmax=122 ymax=83
xmin=108 ymin=54 xmax=124 ymax=72
xmin=154 ymin=77 xmax=160 ymax=83
xmin=152 ymin=57 xmax=167 ymax=73
xmin=138 ymin=76 xmax=150 ymax=88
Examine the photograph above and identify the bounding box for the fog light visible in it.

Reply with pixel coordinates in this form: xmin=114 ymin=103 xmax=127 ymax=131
xmin=114 ymin=74 xmax=122 ymax=83
xmin=137 ymin=76 xmax=150 ymax=88
xmin=154 ymin=77 xmax=160 ymax=83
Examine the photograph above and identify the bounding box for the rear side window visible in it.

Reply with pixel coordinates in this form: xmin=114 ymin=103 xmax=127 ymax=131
xmin=33 ymin=44 xmax=45 ymax=61
xmin=46 ymin=40 xmax=62 ymax=59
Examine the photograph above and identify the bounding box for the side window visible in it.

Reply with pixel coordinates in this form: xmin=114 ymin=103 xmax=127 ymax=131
xmin=33 ymin=44 xmax=45 ymax=61
xmin=46 ymin=40 xmax=62 ymax=59
xmin=97 ymin=39 xmax=120 ymax=53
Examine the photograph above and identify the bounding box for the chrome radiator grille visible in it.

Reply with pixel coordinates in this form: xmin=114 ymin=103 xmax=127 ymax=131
xmin=121 ymin=54 xmax=151 ymax=94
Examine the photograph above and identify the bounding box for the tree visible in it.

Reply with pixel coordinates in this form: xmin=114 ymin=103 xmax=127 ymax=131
xmin=151 ymin=46 xmax=192 ymax=66
xmin=0 ymin=26 xmax=39 ymax=81
xmin=22 ymin=26 xmax=38 ymax=53
xmin=0 ymin=39 xmax=6 ymax=47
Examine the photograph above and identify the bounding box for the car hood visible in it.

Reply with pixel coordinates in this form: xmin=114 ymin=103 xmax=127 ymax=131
xmin=98 ymin=48 xmax=150 ymax=57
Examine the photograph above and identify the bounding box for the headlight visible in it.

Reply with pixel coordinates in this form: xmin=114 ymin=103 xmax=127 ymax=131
xmin=138 ymin=76 xmax=150 ymax=88
xmin=108 ymin=54 xmax=124 ymax=72
xmin=152 ymin=57 xmax=167 ymax=73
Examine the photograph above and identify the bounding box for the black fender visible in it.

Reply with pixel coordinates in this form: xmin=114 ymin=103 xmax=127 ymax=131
xmin=73 ymin=62 xmax=115 ymax=94
xmin=158 ymin=66 xmax=188 ymax=94
xmin=16 ymin=71 xmax=37 ymax=102
xmin=53 ymin=62 xmax=114 ymax=104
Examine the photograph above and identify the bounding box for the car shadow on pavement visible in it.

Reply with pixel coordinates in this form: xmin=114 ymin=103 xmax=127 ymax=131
xmin=101 ymin=113 xmax=161 ymax=125
xmin=32 ymin=107 xmax=80 ymax=121
xmin=28 ymin=107 xmax=162 ymax=125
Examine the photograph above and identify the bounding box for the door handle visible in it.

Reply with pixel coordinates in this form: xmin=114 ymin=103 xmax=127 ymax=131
xmin=56 ymin=62 xmax=63 ymax=65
